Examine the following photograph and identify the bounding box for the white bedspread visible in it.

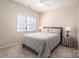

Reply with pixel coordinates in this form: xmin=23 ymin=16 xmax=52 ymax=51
xmin=22 ymin=32 xmax=60 ymax=58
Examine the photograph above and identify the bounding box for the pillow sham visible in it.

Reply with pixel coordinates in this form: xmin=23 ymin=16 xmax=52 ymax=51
xmin=48 ymin=29 xmax=60 ymax=34
xmin=41 ymin=28 xmax=49 ymax=32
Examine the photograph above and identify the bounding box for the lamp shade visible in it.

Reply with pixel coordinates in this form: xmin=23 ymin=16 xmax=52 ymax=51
xmin=65 ymin=26 xmax=71 ymax=31
xmin=39 ymin=27 xmax=42 ymax=30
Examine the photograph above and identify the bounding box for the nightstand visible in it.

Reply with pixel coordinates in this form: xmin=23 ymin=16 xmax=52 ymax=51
xmin=62 ymin=36 xmax=74 ymax=48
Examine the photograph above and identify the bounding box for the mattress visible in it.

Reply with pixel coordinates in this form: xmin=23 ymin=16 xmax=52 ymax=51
xmin=22 ymin=32 xmax=60 ymax=58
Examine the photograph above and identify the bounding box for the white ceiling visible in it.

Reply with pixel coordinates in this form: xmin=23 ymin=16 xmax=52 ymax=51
xmin=13 ymin=0 xmax=78 ymax=13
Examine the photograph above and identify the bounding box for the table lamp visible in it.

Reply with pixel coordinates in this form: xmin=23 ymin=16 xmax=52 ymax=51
xmin=39 ymin=27 xmax=42 ymax=31
xmin=65 ymin=26 xmax=71 ymax=37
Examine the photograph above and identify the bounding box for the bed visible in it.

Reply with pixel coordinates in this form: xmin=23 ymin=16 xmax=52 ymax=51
xmin=21 ymin=27 xmax=63 ymax=58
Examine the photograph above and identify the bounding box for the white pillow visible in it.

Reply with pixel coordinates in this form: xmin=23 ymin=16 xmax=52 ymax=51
xmin=48 ymin=29 xmax=60 ymax=34
xmin=41 ymin=28 xmax=49 ymax=32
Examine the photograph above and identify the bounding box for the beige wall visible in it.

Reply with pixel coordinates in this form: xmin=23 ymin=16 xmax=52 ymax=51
xmin=40 ymin=4 xmax=77 ymax=43
xmin=0 ymin=0 xmax=40 ymax=46
xmin=77 ymin=3 xmax=79 ymax=49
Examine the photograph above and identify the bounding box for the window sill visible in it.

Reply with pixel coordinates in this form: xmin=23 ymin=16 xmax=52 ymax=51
xmin=18 ymin=31 xmax=36 ymax=33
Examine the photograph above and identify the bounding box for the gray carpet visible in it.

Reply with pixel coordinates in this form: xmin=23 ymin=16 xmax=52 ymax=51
xmin=0 ymin=43 xmax=79 ymax=58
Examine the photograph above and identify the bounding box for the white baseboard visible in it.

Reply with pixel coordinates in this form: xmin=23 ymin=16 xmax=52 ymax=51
xmin=0 ymin=42 xmax=21 ymax=49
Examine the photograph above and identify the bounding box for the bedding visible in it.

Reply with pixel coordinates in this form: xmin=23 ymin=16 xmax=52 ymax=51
xmin=22 ymin=32 xmax=60 ymax=58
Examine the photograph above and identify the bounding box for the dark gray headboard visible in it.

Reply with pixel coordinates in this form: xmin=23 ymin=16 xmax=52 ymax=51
xmin=41 ymin=27 xmax=63 ymax=43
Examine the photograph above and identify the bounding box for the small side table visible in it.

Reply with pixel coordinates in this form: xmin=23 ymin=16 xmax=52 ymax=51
xmin=62 ymin=36 xmax=74 ymax=48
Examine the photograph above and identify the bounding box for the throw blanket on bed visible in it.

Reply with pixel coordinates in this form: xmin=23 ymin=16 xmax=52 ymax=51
xmin=22 ymin=32 xmax=60 ymax=58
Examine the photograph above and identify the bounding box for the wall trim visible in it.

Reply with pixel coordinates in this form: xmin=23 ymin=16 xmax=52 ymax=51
xmin=0 ymin=42 xmax=21 ymax=49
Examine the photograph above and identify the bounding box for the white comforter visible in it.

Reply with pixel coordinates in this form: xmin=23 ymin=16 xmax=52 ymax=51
xmin=22 ymin=32 xmax=60 ymax=58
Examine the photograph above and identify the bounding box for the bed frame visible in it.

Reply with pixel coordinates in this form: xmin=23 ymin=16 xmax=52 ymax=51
xmin=22 ymin=27 xmax=63 ymax=56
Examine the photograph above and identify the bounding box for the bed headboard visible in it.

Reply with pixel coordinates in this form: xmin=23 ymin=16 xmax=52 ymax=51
xmin=41 ymin=27 xmax=63 ymax=43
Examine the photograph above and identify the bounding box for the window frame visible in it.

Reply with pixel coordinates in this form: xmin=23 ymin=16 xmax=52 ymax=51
xmin=17 ymin=14 xmax=36 ymax=32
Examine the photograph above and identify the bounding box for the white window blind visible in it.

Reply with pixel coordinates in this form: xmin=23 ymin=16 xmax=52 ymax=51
xmin=18 ymin=14 xmax=36 ymax=32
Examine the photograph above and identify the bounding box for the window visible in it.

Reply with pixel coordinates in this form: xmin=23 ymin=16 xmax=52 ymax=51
xmin=18 ymin=14 xmax=36 ymax=32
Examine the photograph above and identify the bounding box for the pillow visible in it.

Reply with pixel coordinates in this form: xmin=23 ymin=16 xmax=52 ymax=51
xmin=41 ymin=28 xmax=49 ymax=32
xmin=48 ymin=29 xmax=60 ymax=34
